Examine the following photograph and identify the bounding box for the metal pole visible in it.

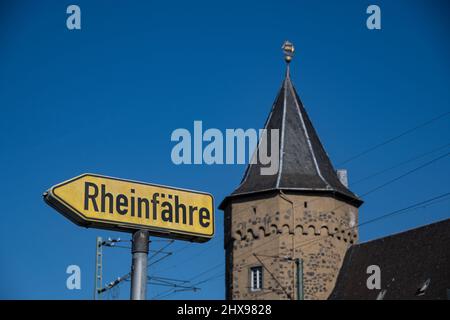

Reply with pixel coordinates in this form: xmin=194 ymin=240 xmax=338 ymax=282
xmin=94 ymin=236 xmax=103 ymax=300
xmin=130 ymin=230 xmax=149 ymax=300
xmin=295 ymin=258 xmax=304 ymax=300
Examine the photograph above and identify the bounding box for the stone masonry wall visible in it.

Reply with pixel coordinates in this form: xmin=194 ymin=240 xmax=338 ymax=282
xmin=224 ymin=192 xmax=359 ymax=300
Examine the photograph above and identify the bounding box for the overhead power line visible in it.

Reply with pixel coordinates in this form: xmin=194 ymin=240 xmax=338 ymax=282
xmin=193 ymin=193 xmax=450 ymax=298
xmin=189 ymin=142 xmax=450 ymax=236
xmin=152 ymin=271 xmax=224 ymax=300
xmin=174 ymin=150 xmax=450 ymax=283
xmin=259 ymin=192 xmax=450 ymax=260
xmin=169 ymin=192 xmax=450 ymax=298
xmin=154 ymin=238 xmax=220 ymax=274
xmin=337 ymin=111 xmax=450 ymax=166
xmin=359 ymin=151 xmax=449 ymax=197
xmin=254 ymin=253 xmax=292 ymax=300
xmin=146 ymin=114 xmax=450 ymax=298
xmin=98 ymin=239 xmax=176 ymax=296
xmin=351 ymin=142 xmax=450 ymax=186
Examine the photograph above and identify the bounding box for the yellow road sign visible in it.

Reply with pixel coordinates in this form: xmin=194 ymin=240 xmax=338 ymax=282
xmin=44 ymin=174 xmax=214 ymax=242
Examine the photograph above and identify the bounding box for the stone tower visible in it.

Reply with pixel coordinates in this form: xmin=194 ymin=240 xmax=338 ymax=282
xmin=219 ymin=42 xmax=363 ymax=300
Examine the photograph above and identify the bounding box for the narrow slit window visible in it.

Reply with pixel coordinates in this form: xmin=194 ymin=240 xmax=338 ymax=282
xmin=250 ymin=266 xmax=263 ymax=292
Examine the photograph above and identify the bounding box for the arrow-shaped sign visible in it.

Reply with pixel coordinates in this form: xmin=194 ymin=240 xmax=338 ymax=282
xmin=44 ymin=173 xmax=214 ymax=242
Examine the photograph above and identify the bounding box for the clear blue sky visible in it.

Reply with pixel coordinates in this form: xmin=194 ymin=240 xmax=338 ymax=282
xmin=0 ymin=0 xmax=449 ymax=299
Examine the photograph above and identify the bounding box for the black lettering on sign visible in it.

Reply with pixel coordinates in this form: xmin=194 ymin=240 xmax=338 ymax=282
xmin=101 ymin=184 xmax=114 ymax=214
xmin=151 ymin=193 xmax=159 ymax=220
xmin=137 ymin=197 xmax=149 ymax=219
xmin=174 ymin=195 xmax=186 ymax=224
xmin=189 ymin=206 xmax=197 ymax=226
xmin=84 ymin=182 xmax=99 ymax=211
xmin=116 ymin=194 xmax=128 ymax=215
xmin=199 ymin=207 xmax=211 ymax=228
xmin=130 ymin=189 xmax=135 ymax=217
xmin=161 ymin=201 xmax=173 ymax=222
xmin=83 ymin=182 xmax=211 ymax=229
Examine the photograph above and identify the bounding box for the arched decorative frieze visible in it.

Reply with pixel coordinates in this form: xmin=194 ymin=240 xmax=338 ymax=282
xmin=270 ymin=224 xmax=278 ymax=235
xmin=294 ymin=225 xmax=303 ymax=235
xmin=233 ymin=230 xmax=243 ymax=241
xmin=246 ymin=228 xmax=257 ymax=240
xmin=259 ymin=226 xmax=267 ymax=238
xmin=307 ymin=225 xmax=317 ymax=236
xmin=319 ymin=226 xmax=329 ymax=236
xmin=231 ymin=220 xmax=357 ymax=244
xmin=281 ymin=224 xmax=292 ymax=234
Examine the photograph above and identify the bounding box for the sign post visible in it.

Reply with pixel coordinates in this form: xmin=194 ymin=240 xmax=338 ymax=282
xmin=43 ymin=173 xmax=214 ymax=300
xmin=130 ymin=230 xmax=149 ymax=300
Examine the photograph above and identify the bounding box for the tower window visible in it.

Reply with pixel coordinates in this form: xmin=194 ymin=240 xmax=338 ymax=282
xmin=250 ymin=266 xmax=263 ymax=292
xmin=304 ymin=202 xmax=308 ymax=208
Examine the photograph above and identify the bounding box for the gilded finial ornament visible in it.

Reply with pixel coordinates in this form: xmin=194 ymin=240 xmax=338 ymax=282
xmin=282 ymin=41 xmax=295 ymax=63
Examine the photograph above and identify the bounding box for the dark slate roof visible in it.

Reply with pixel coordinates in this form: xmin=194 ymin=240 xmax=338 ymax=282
xmin=330 ymin=218 xmax=450 ymax=300
xmin=220 ymin=67 xmax=362 ymax=209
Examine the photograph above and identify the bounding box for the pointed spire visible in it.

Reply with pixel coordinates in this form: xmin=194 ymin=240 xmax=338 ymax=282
xmin=219 ymin=43 xmax=363 ymax=209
